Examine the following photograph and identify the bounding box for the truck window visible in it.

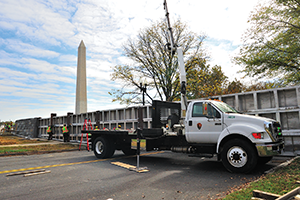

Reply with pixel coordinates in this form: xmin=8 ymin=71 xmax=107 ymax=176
xmin=192 ymin=102 xmax=221 ymax=118
xmin=212 ymin=101 xmax=238 ymax=113
xmin=207 ymin=104 xmax=221 ymax=118
xmin=192 ymin=103 xmax=204 ymax=117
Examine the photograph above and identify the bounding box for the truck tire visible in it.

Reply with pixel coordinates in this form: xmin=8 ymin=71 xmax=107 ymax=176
xmin=93 ymin=137 xmax=115 ymax=159
xmin=221 ymin=139 xmax=257 ymax=173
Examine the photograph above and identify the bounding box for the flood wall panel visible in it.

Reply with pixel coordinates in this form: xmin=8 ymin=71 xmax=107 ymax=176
xmin=238 ymin=94 xmax=254 ymax=111
xmin=278 ymin=89 xmax=297 ymax=107
xmin=257 ymin=91 xmax=275 ymax=109
xmin=222 ymin=96 xmax=235 ymax=108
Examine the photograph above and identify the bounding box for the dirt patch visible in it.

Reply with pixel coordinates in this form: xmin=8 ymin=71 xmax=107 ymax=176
xmin=0 ymin=135 xmax=47 ymax=145
xmin=0 ymin=143 xmax=80 ymax=154
xmin=0 ymin=134 xmax=83 ymax=155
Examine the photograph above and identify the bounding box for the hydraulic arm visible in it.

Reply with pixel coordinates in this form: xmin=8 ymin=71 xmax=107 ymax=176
xmin=163 ymin=0 xmax=188 ymax=118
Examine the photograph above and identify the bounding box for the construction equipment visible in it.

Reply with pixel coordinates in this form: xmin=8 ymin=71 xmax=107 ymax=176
xmin=79 ymin=118 xmax=93 ymax=151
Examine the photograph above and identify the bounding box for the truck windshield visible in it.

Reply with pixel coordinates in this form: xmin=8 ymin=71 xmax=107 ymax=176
xmin=212 ymin=101 xmax=238 ymax=113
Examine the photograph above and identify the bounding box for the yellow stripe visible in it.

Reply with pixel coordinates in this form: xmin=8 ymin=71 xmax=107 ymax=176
xmin=0 ymin=151 xmax=164 ymax=174
xmin=0 ymin=158 xmax=110 ymax=174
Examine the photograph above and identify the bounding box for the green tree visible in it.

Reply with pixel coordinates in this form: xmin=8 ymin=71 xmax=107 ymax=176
xmin=185 ymin=62 xmax=228 ymax=99
xmin=223 ymin=78 xmax=246 ymax=94
xmin=221 ymin=79 xmax=287 ymax=96
xmin=234 ymin=0 xmax=300 ymax=85
xmin=110 ymin=19 xmax=210 ymax=104
xmin=244 ymin=80 xmax=287 ymax=92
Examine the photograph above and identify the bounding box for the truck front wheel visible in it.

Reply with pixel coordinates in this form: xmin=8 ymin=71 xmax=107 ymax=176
xmin=221 ymin=139 xmax=257 ymax=173
xmin=93 ymin=137 xmax=115 ymax=159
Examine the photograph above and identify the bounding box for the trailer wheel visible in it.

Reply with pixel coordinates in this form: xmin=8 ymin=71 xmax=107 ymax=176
xmin=221 ymin=139 xmax=257 ymax=173
xmin=93 ymin=137 xmax=115 ymax=159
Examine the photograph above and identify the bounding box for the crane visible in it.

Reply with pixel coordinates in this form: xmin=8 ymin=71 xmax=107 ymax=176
xmin=163 ymin=0 xmax=188 ymax=118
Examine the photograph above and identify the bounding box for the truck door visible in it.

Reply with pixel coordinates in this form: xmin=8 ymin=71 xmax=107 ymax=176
xmin=186 ymin=102 xmax=223 ymax=143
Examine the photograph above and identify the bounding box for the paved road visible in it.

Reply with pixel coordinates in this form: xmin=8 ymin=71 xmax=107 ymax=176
xmin=0 ymin=150 xmax=291 ymax=200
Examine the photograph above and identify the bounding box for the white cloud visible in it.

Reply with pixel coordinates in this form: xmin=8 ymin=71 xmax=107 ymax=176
xmin=165 ymin=0 xmax=261 ymax=44
xmin=8 ymin=41 xmax=60 ymax=58
xmin=0 ymin=38 xmax=60 ymax=59
xmin=59 ymin=54 xmax=77 ymax=62
xmin=0 ymin=0 xmax=77 ymax=46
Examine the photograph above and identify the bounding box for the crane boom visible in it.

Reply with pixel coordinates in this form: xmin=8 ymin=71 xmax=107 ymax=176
xmin=163 ymin=0 xmax=187 ymax=118
xmin=163 ymin=0 xmax=176 ymax=54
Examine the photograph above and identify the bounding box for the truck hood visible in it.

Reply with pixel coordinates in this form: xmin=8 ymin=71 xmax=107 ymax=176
xmin=224 ymin=113 xmax=275 ymax=127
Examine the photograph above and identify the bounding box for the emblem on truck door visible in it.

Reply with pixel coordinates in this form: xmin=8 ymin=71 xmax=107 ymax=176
xmin=197 ymin=123 xmax=202 ymax=130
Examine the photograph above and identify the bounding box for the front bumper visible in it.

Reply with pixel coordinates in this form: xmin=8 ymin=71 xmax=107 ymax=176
xmin=256 ymin=141 xmax=284 ymax=157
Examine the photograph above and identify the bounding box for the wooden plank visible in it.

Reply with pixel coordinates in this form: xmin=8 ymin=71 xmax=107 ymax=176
xmin=111 ymin=162 xmax=149 ymax=173
xmin=23 ymin=170 xmax=51 ymax=177
xmin=6 ymin=169 xmax=46 ymax=176
xmin=252 ymin=190 xmax=280 ymax=200
xmin=276 ymin=186 xmax=300 ymax=200
xmin=294 ymin=194 xmax=300 ymax=200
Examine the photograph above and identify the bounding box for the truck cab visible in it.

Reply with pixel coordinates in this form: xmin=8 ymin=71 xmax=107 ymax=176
xmin=184 ymin=100 xmax=284 ymax=172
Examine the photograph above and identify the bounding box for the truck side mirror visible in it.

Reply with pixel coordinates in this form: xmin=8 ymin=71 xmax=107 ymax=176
xmin=203 ymin=103 xmax=208 ymax=116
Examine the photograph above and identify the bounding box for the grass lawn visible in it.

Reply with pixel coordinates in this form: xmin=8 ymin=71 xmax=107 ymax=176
xmin=222 ymin=157 xmax=300 ymax=199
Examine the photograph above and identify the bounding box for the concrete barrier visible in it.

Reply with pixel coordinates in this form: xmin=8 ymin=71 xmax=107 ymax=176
xmin=14 ymin=117 xmax=41 ymax=138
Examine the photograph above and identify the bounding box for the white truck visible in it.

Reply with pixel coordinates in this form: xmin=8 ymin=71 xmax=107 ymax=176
xmin=82 ymin=0 xmax=284 ymax=173
xmin=83 ymin=99 xmax=283 ymax=173
xmin=183 ymin=99 xmax=283 ymax=172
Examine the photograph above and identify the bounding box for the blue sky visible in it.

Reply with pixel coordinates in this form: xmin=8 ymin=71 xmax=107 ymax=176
xmin=0 ymin=0 xmax=263 ymax=121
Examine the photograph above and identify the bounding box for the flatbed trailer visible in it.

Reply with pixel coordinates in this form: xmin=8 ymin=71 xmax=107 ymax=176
xmin=83 ymin=129 xmax=189 ymax=159
xmin=82 ymin=101 xmax=190 ymax=159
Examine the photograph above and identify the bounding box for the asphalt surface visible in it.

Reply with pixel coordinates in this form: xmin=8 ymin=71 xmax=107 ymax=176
xmin=0 ymin=150 xmax=292 ymax=200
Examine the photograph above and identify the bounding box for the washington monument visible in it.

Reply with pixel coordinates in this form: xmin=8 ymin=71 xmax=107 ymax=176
xmin=75 ymin=40 xmax=87 ymax=114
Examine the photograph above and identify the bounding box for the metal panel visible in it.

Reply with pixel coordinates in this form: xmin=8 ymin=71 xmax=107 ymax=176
xmin=239 ymin=94 xmax=254 ymax=111
xmin=257 ymin=91 xmax=275 ymax=109
xmin=278 ymin=89 xmax=297 ymax=107
xmin=221 ymin=96 xmax=235 ymax=108
xmin=259 ymin=113 xmax=276 ymax=121
xmin=280 ymin=112 xmax=300 ymax=130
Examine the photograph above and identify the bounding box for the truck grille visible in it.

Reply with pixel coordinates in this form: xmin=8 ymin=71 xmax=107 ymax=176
xmin=264 ymin=121 xmax=283 ymax=142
